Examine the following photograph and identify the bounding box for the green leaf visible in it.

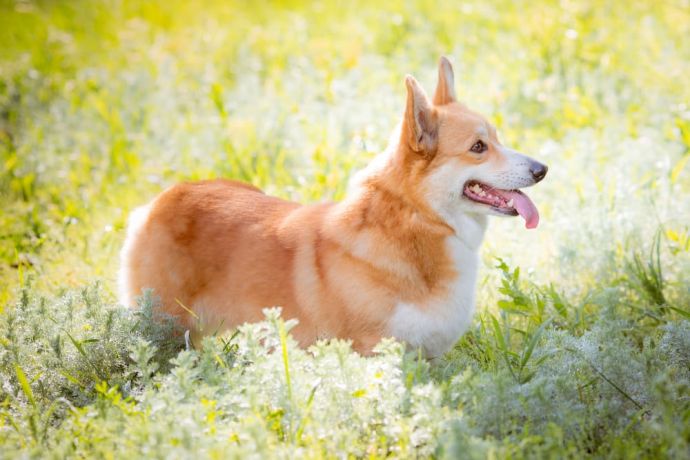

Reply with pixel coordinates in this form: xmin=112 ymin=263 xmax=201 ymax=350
xmin=668 ymin=305 xmax=690 ymax=319
xmin=490 ymin=314 xmax=506 ymax=352
xmin=497 ymin=300 xmax=515 ymax=310
xmin=520 ymin=320 xmax=551 ymax=369
xmin=14 ymin=364 xmax=35 ymax=407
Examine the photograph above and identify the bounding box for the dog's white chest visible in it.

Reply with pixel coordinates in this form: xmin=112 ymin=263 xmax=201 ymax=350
xmin=386 ymin=235 xmax=480 ymax=358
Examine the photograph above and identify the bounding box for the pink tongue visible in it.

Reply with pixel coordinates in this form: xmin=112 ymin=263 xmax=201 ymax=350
xmin=501 ymin=190 xmax=540 ymax=229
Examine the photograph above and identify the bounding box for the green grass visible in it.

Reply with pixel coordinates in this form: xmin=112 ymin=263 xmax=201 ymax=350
xmin=1 ymin=0 xmax=690 ymax=457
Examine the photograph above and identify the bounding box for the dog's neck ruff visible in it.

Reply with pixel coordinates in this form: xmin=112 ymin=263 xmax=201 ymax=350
xmin=339 ymin=150 xmax=488 ymax=358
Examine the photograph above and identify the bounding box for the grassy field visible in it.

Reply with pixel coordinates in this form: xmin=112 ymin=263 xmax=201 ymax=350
xmin=1 ymin=0 xmax=690 ymax=457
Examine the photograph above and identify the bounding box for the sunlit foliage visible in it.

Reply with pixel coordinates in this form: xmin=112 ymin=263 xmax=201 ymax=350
xmin=1 ymin=0 xmax=689 ymax=457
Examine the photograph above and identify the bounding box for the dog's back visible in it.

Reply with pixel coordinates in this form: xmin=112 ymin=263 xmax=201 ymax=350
xmin=119 ymin=178 xmax=400 ymax=351
xmin=119 ymin=179 xmax=309 ymax=332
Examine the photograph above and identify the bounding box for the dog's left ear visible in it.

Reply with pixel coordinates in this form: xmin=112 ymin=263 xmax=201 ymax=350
xmin=433 ymin=56 xmax=456 ymax=105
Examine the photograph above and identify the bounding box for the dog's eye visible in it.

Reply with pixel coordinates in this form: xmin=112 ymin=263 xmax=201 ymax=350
xmin=470 ymin=140 xmax=487 ymax=154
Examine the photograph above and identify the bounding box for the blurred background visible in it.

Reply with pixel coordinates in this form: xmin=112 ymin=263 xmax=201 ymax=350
xmin=1 ymin=0 xmax=689 ymax=306
xmin=2 ymin=2 xmax=690 ymax=457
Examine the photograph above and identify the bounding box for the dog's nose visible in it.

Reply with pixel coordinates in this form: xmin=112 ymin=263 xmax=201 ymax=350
xmin=529 ymin=162 xmax=548 ymax=183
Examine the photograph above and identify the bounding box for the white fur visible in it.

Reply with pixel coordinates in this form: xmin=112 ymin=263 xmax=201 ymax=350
xmin=421 ymin=160 xmax=493 ymax=235
xmin=387 ymin=232 xmax=482 ymax=358
xmin=494 ymin=147 xmax=538 ymax=189
xmin=118 ymin=203 xmax=152 ymax=307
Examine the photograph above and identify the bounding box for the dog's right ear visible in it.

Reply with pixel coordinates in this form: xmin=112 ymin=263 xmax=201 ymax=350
xmin=403 ymin=75 xmax=438 ymax=154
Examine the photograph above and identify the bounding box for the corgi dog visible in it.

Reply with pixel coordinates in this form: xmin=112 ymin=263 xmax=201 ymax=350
xmin=119 ymin=57 xmax=547 ymax=358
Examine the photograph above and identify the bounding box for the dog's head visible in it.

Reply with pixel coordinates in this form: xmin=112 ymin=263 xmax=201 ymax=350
xmin=395 ymin=57 xmax=547 ymax=229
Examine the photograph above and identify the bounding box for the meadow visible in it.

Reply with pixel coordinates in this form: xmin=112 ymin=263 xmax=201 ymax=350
xmin=1 ymin=0 xmax=689 ymax=457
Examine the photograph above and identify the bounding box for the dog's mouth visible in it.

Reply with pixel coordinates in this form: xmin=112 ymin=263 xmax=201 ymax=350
xmin=463 ymin=181 xmax=540 ymax=229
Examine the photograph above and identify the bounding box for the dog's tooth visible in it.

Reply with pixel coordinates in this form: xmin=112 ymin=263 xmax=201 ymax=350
xmin=507 ymin=199 xmax=514 ymax=208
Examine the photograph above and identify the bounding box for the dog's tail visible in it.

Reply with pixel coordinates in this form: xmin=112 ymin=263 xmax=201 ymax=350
xmin=117 ymin=203 xmax=152 ymax=308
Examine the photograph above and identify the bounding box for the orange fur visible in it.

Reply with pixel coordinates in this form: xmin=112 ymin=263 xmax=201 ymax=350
xmin=119 ymin=57 xmax=547 ymax=356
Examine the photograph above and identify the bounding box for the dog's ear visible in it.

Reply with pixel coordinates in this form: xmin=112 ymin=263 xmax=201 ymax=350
xmin=433 ymin=56 xmax=456 ymax=105
xmin=403 ymin=75 xmax=438 ymax=154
